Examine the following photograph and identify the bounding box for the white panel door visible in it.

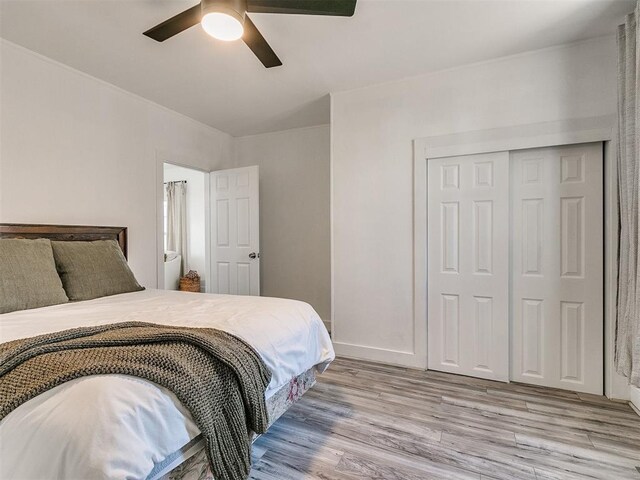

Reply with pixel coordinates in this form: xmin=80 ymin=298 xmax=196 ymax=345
xmin=511 ymin=143 xmax=603 ymax=394
xmin=210 ymin=166 xmax=260 ymax=296
xmin=428 ymin=152 xmax=510 ymax=381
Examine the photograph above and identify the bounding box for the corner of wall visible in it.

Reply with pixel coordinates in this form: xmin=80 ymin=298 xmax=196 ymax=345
xmin=329 ymin=92 xmax=336 ymax=339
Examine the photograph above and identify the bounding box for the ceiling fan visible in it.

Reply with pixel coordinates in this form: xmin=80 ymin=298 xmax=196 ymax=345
xmin=143 ymin=0 xmax=357 ymax=68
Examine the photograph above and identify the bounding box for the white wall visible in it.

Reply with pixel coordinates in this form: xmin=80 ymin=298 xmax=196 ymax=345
xmin=0 ymin=40 xmax=233 ymax=288
xmin=233 ymin=126 xmax=331 ymax=322
xmin=163 ymin=164 xmax=207 ymax=287
xmin=0 ymin=40 xmax=331 ymax=323
xmin=331 ymin=36 xmax=619 ymax=366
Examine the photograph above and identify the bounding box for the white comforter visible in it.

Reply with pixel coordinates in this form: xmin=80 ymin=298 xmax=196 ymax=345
xmin=0 ymin=289 xmax=334 ymax=479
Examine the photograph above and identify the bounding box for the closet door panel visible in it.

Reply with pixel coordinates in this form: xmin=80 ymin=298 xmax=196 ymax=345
xmin=428 ymin=152 xmax=509 ymax=381
xmin=510 ymin=143 xmax=603 ymax=394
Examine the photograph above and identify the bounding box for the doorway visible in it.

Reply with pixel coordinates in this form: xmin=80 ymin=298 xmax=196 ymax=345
xmin=162 ymin=163 xmax=208 ymax=291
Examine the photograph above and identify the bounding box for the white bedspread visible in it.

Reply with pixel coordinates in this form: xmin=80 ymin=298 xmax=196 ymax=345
xmin=0 ymin=289 xmax=334 ymax=479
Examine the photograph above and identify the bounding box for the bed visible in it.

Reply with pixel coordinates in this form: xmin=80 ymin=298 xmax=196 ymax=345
xmin=0 ymin=223 xmax=335 ymax=480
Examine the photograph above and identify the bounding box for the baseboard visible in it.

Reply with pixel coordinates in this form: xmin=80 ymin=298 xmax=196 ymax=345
xmin=332 ymin=341 xmax=427 ymax=369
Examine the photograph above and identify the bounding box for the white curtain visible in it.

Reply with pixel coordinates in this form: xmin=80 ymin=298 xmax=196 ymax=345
xmin=166 ymin=181 xmax=188 ymax=277
xmin=615 ymin=1 xmax=640 ymax=387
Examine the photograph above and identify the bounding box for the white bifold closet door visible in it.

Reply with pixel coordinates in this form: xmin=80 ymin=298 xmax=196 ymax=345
xmin=511 ymin=144 xmax=603 ymax=394
xmin=427 ymin=152 xmax=510 ymax=382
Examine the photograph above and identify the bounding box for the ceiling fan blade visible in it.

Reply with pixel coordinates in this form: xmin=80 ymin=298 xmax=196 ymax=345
xmin=243 ymin=16 xmax=282 ymax=68
xmin=143 ymin=4 xmax=201 ymax=42
xmin=246 ymin=0 xmax=356 ymax=16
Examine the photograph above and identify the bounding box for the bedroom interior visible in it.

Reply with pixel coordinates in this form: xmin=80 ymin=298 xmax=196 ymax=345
xmin=0 ymin=0 xmax=639 ymax=479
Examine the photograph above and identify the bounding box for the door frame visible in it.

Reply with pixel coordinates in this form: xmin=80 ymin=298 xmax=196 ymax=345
xmin=413 ymin=114 xmax=629 ymax=400
xmin=155 ymin=151 xmax=211 ymax=293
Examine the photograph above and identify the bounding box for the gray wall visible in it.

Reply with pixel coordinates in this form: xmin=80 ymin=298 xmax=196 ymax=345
xmin=233 ymin=125 xmax=331 ymax=321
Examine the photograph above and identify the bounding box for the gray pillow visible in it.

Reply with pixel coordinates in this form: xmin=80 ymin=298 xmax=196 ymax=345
xmin=0 ymin=238 xmax=69 ymax=314
xmin=52 ymin=240 xmax=144 ymax=301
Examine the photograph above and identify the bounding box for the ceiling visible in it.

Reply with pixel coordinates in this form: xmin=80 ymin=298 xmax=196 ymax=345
xmin=0 ymin=0 xmax=634 ymax=136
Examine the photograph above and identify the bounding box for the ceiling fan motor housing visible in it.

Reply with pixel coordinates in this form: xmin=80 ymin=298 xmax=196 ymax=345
xmin=202 ymin=0 xmax=247 ymax=25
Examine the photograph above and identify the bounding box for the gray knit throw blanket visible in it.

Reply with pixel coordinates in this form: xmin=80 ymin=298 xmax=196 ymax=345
xmin=0 ymin=322 xmax=272 ymax=480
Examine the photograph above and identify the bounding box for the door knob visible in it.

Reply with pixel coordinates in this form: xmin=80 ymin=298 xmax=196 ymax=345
xmin=249 ymin=252 xmax=260 ymax=259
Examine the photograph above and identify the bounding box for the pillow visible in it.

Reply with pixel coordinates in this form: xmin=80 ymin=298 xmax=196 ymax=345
xmin=52 ymin=240 xmax=144 ymax=301
xmin=0 ymin=238 xmax=69 ymax=314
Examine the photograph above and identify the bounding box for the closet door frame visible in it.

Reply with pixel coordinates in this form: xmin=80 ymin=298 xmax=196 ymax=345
xmin=413 ymin=115 xmax=627 ymax=400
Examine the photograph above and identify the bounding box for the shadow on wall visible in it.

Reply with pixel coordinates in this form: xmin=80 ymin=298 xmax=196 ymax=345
xmin=240 ymin=94 xmax=330 ymax=136
xmin=508 ymin=1 xmax=635 ymax=55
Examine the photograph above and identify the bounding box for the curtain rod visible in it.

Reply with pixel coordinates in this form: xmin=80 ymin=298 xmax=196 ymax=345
xmin=164 ymin=180 xmax=187 ymax=184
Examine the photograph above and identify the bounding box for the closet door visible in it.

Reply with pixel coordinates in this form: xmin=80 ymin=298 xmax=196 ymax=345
xmin=511 ymin=143 xmax=603 ymax=394
xmin=427 ymin=152 xmax=510 ymax=381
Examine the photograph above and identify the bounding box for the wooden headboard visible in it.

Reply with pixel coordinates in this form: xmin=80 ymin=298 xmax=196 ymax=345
xmin=0 ymin=223 xmax=128 ymax=259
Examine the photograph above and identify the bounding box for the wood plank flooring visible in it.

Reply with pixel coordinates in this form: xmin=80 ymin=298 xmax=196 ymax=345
xmin=249 ymin=357 xmax=640 ymax=480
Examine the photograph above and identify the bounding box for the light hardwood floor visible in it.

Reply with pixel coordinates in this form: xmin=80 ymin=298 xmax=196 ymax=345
xmin=250 ymin=357 xmax=640 ymax=480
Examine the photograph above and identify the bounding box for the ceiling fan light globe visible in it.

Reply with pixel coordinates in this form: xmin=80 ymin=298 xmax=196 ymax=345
xmin=201 ymin=12 xmax=244 ymax=41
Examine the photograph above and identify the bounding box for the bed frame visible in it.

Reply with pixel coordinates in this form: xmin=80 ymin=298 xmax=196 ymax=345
xmin=0 ymin=223 xmax=128 ymax=258
xmin=155 ymin=368 xmax=318 ymax=480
